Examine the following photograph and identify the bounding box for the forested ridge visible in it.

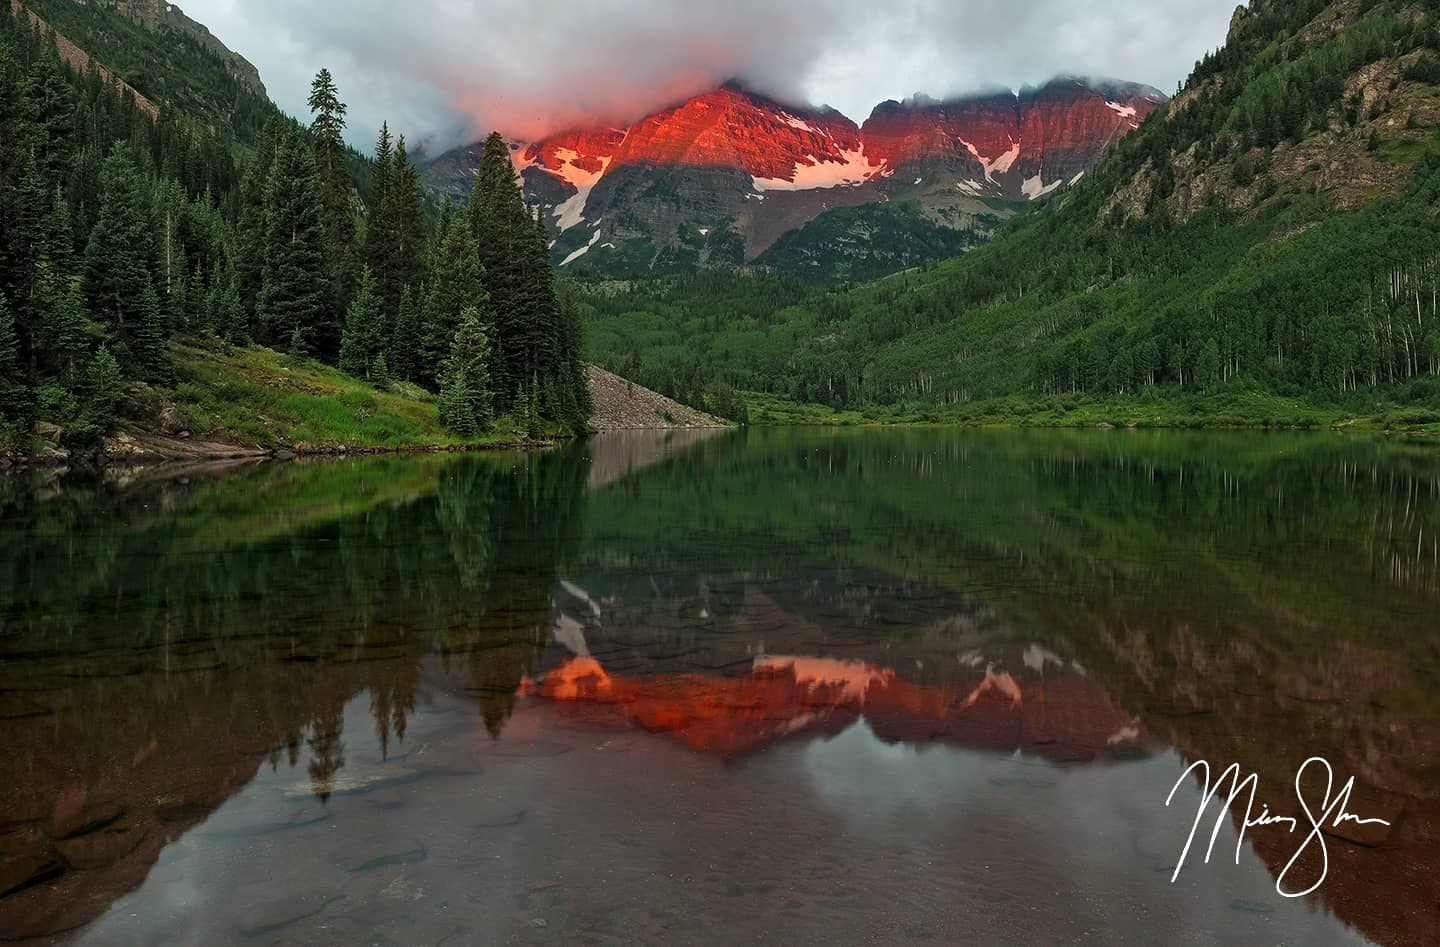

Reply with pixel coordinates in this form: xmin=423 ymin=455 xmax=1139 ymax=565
xmin=578 ymin=0 xmax=1440 ymax=427
xmin=0 ymin=0 xmax=589 ymax=459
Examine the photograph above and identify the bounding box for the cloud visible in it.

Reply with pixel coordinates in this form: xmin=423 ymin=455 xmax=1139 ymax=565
xmin=179 ymin=0 xmax=1237 ymax=154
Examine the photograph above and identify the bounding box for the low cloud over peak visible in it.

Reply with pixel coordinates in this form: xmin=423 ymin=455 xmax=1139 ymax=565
xmin=182 ymin=0 xmax=1236 ymax=153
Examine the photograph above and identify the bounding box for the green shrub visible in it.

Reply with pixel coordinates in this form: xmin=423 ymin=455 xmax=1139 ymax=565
xmin=35 ymin=386 xmax=79 ymax=422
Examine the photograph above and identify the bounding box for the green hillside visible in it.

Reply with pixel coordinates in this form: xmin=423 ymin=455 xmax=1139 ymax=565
xmin=21 ymin=0 xmax=275 ymax=144
xmin=755 ymin=201 xmax=994 ymax=283
xmin=576 ymin=0 xmax=1440 ymax=428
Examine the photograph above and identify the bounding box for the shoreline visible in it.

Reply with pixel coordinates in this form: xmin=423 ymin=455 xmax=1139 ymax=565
xmin=1 ymin=422 xmax=736 ymax=473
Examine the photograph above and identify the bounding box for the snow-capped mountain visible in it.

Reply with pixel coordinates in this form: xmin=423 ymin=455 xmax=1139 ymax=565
xmin=422 ymin=77 xmax=1166 ymax=275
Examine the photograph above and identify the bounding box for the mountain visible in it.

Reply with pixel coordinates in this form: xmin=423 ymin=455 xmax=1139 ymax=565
xmin=105 ymin=0 xmax=266 ymax=96
xmin=17 ymin=0 xmax=273 ymax=140
xmin=422 ymin=77 xmax=1166 ymax=277
xmin=577 ymin=0 xmax=1440 ymax=427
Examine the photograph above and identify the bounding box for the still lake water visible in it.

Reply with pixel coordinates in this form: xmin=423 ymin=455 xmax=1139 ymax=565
xmin=1 ymin=428 xmax=1437 ymax=945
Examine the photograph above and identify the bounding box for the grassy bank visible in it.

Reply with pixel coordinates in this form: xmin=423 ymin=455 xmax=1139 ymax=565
xmin=745 ymin=386 xmax=1440 ymax=433
xmin=160 ymin=340 xmax=559 ymax=451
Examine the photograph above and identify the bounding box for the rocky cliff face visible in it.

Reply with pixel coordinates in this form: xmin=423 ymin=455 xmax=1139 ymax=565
xmin=862 ymin=77 xmax=1166 ymax=200
xmin=104 ymin=0 xmax=266 ymax=95
xmin=422 ymin=76 xmax=1165 ymax=275
xmin=1102 ymin=0 xmax=1440 ymax=227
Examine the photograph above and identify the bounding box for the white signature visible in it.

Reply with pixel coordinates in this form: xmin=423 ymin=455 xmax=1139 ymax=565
xmin=1164 ymin=757 xmax=1391 ymax=898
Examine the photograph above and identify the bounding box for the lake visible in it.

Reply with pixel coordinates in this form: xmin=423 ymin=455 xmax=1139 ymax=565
xmin=1 ymin=428 xmax=1437 ymax=945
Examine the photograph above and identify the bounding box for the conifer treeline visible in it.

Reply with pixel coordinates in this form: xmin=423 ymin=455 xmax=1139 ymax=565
xmin=0 ymin=5 xmax=589 ymax=452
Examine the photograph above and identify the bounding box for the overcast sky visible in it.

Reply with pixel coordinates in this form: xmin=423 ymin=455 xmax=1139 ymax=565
xmin=182 ymin=0 xmax=1239 ymax=154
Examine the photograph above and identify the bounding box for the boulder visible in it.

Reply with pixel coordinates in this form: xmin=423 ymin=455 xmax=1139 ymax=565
xmin=158 ymin=405 xmax=188 ymax=436
xmin=101 ymin=432 xmax=148 ymax=460
xmin=31 ymin=421 xmax=62 ymax=442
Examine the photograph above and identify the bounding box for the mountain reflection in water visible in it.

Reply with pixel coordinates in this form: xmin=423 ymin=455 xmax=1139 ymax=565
xmin=521 ymin=649 xmax=1153 ymax=763
xmin=0 ymin=429 xmax=1436 ymax=945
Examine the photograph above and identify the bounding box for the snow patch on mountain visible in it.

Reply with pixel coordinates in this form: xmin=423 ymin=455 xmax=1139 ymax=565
xmin=1021 ymin=174 xmax=1062 ymax=200
xmin=991 ymin=141 xmax=1021 ymax=176
xmin=751 ymin=148 xmax=883 ymax=191
xmin=1106 ymin=101 xmax=1138 ymax=119
xmin=778 ymin=111 xmax=820 ymax=133
xmin=959 ymin=137 xmax=1021 ymax=183
xmin=550 ymin=148 xmax=613 ymax=232
xmin=560 ymin=224 xmax=603 ymax=267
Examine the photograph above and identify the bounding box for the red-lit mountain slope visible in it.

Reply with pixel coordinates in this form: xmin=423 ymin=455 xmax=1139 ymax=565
xmin=422 ymin=77 xmax=1166 ymax=275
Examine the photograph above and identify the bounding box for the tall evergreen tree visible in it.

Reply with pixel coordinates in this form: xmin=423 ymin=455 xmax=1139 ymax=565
xmin=389 ymin=286 xmax=421 ymax=382
xmin=83 ymin=145 xmax=155 ymax=354
xmin=0 ymin=293 xmax=17 ymax=383
xmin=467 ymin=131 xmax=541 ymax=405
xmin=438 ymin=305 xmax=494 ymax=435
xmin=235 ymin=117 xmax=284 ymax=317
xmin=556 ymin=280 xmax=592 ymax=425
xmin=386 ymin=134 xmax=427 ymax=307
xmin=45 ymin=285 xmax=89 ymax=386
xmin=84 ymin=344 xmax=122 ymax=428
xmin=258 ymin=127 xmax=331 ymax=355
xmin=339 ymin=265 xmax=385 ymax=378
xmin=420 ymin=216 xmax=489 ymax=385
xmin=135 ymin=275 xmax=171 ymax=382
xmin=0 ymin=291 xmax=26 ymax=437
xmin=308 ymin=68 xmax=357 ymax=324
xmin=363 ymin=122 xmax=394 ymax=295
xmin=307 ymin=69 xmax=347 ymax=190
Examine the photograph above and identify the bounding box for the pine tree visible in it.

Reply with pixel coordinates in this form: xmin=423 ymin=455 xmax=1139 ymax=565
xmin=45 ymin=285 xmax=89 ymax=386
xmin=258 ymin=127 xmax=331 ymax=356
xmin=0 ymin=41 xmax=41 ymax=321
xmin=308 ymin=68 xmax=357 ymax=327
xmin=189 ymin=263 xmax=212 ymax=334
xmin=217 ymin=278 xmax=247 ymax=344
xmin=339 ymin=265 xmax=385 ymax=378
xmin=363 ymin=123 xmax=394 ymax=296
xmin=466 ymin=132 xmax=569 ymax=412
xmin=135 ymin=275 xmax=171 ymax=382
xmin=0 ymin=292 xmax=18 ymax=382
xmin=467 ymin=131 xmax=531 ymax=403
xmin=83 ymin=344 xmax=122 ymax=428
xmin=35 ymin=187 xmax=72 ymax=295
xmin=308 ymin=68 xmax=347 ymax=192
xmin=555 ymin=281 xmax=592 ymax=427
xmin=235 ymin=117 xmax=283 ymax=317
xmin=369 ymin=352 xmax=390 ymax=387
xmin=386 ymin=135 xmax=427 ymax=308
xmin=438 ymin=372 xmax=477 ymax=438
xmin=166 ymin=257 xmax=189 ymax=331
xmin=439 ymin=305 xmax=494 ymax=435
xmin=420 ymin=216 xmax=489 ymax=385
xmin=0 ymin=291 xmax=28 ymax=428
xmin=28 ymin=53 xmax=75 ymax=189
xmin=82 ymin=145 xmax=155 ymax=354
xmin=389 ymin=286 xmax=421 ymax=382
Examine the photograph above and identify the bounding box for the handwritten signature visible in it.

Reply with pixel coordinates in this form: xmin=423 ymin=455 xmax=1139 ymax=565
xmin=1164 ymin=757 xmax=1392 ymax=898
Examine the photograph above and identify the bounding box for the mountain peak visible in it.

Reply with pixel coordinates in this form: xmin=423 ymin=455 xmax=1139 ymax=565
xmin=422 ymin=71 xmax=1165 ymax=275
